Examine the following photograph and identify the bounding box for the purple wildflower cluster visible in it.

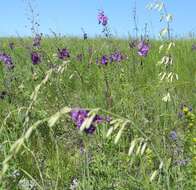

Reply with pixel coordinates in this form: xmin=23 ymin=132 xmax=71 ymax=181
xmin=0 ymin=53 xmax=14 ymax=69
xmin=97 ymin=10 xmax=111 ymax=37
xmin=101 ymin=55 xmax=108 ymax=65
xmin=70 ymin=108 xmax=108 ymax=134
xmin=98 ymin=51 xmax=124 ymax=65
xmin=137 ymin=41 xmax=150 ymax=57
xmin=110 ymin=51 xmax=124 ymax=62
xmin=58 ymin=48 xmax=70 ymax=60
xmin=31 ymin=52 xmax=41 ymax=65
xmin=98 ymin=11 xmax=108 ymax=26
xmin=129 ymin=40 xmax=150 ymax=57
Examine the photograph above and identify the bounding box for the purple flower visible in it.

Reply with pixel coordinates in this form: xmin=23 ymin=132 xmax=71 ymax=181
xmin=58 ymin=48 xmax=70 ymax=60
xmin=0 ymin=53 xmax=15 ymax=69
xmin=169 ymin=131 xmax=177 ymax=141
xmin=101 ymin=55 xmax=108 ymax=65
xmin=98 ymin=11 xmax=108 ymax=26
xmin=33 ymin=34 xmax=42 ymax=47
xmin=70 ymin=108 xmax=106 ymax=134
xmin=70 ymin=109 xmax=95 ymax=134
xmin=110 ymin=51 xmax=123 ymax=62
xmin=31 ymin=52 xmax=41 ymax=65
xmin=84 ymin=125 xmax=96 ymax=134
xmin=94 ymin=115 xmax=104 ymax=124
xmin=137 ymin=41 xmax=150 ymax=57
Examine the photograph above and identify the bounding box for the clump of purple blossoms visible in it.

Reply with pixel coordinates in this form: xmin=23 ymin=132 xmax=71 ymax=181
xmin=98 ymin=11 xmax=108 ymax=26
xmin=31 ymin=52 xmax=41 ymax=65
xmin=101 ymin=55 xmax=108 ymax=65
xmin=70 ymin=108 xmax=110 ymax=134
xmin=110 ymin=51 xmax=123 ymax=63
xmin=33 ymin=34 xmax=42 ymax=47
xmin=58 ymin=48 xmax=70 ymax=60
xmin=71 ymin=109 xmax=99 ymax=134
xmin=137 ymin=41 xmax=150 ymax=57
xmin=0 ymin=53 xmax=15 ymax=69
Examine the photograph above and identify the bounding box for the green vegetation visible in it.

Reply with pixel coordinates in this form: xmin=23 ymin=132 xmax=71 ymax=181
xmin=0 ymin=38 xmax=196 ymax=189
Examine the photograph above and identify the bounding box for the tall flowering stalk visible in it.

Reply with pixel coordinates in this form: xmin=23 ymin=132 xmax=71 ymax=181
xmin=97 ymin=10 xmax=111 ymax=37
xmin=147 ymin=0 xmax=178 ymax=101
xmin=97 ymin=10 xmax=113 ymax=109
xmin=146 ymin=0 xmax=179 ymax=184
xmin=0 ymin=53 xmax=15 ymax=103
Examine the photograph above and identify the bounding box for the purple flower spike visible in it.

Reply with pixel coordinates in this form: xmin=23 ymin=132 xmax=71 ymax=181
xmin=101 ymin=55 xmax=108 ymax=65
xmin=58 ymin=48 xmax=70 ymax=60
xmin=98 ymin=11 xmax=108 ymax=26
xmin=137 ymin=41 xmax=150 ymax=57
xmin=31 ymin=52 xmax=41 ymax=65
xmin=0 ymin=53 xmax=14 ymax=69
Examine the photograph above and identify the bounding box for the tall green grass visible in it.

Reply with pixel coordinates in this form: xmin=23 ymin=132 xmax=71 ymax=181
xmin=0 ymin=38 xmax=196 ymax=189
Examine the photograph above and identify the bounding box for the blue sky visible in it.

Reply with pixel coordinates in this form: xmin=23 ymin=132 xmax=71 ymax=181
xmin=0 ymin=0 xmax=196 ymax=37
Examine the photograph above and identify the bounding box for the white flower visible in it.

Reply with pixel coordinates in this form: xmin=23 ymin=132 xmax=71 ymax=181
xmin=162 ymin=92 xmax=171 ymax=102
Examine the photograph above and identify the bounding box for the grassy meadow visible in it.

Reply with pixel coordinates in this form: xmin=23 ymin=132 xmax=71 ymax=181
xmin=0 ymin=37 xmax=196 ymax=190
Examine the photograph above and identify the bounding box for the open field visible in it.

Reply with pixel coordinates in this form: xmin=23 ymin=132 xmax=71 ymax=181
xmin=0 ymin=37 xmax=195 ymax=189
